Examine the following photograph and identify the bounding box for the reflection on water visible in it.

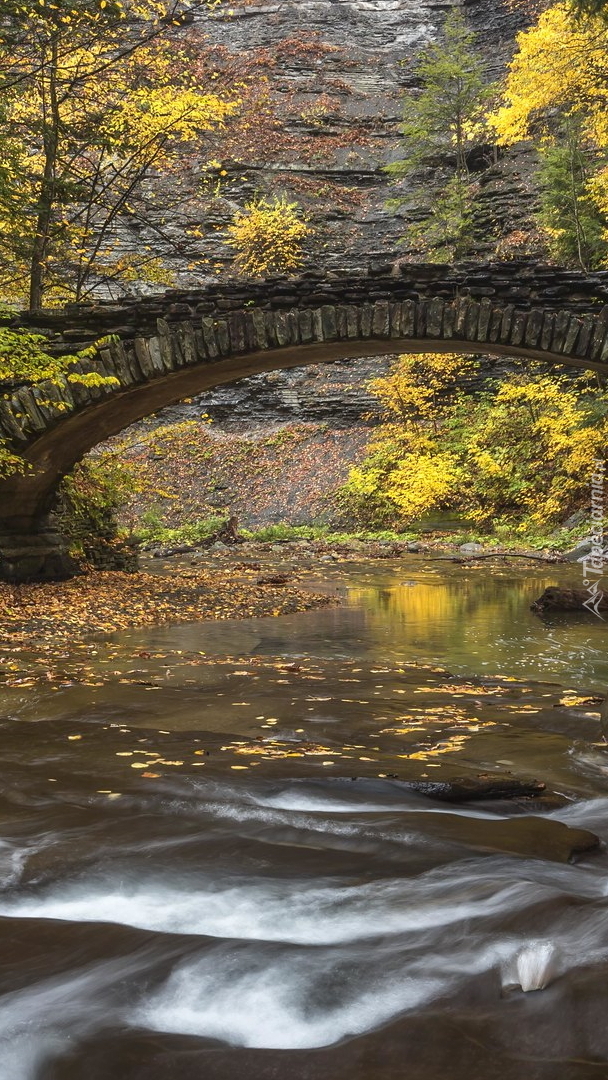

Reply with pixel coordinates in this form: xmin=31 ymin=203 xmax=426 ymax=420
xmin=342 ymin=561 xmax=608 ymax=689
xmin=0 ymin=557 xmax=606 ymax=1080
xmin=107 ymin=558 xmax=606 ymax=690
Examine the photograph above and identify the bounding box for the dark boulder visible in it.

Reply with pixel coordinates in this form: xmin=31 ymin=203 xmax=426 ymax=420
xmin=407 ymin=773 xmax=546 ymax=803
xmin=531 ymin=586 xmax=608 ymax=613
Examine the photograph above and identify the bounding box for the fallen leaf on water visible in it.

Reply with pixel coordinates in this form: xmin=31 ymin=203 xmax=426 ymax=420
xmin=559 ymin=694 xmax=602 ymax=708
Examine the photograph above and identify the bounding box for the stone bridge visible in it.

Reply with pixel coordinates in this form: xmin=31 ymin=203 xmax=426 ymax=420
xmin=3 ymin=259 xmax=608 ymax=581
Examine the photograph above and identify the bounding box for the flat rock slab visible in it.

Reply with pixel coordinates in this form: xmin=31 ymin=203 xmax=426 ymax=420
xmin=474 ymin=794 xmax=571 ymax=816
xmin=407 ymin=812 xmax=600 ymax=863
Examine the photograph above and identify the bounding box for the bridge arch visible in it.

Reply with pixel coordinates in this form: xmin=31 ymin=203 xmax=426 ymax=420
xmin=2 ymin=284 xmax=608 ymax=580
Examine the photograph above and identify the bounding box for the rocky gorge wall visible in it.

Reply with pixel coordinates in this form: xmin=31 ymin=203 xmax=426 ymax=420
xmin=143 ymin=0 xmax=535 ymax=428
xmin=192 ymin=0 xmax=532 ymax=272
xmin=103 ymin=0 xmax=537 ymax=474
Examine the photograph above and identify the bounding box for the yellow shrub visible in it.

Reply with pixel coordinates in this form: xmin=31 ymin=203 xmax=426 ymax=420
xmin=384 ymin=452 xmax=461 ymax=521
xmin=227 ymin=197 xmax=310 ymax=276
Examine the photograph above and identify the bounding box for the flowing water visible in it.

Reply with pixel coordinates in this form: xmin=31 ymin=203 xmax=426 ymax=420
xmin=1 ymin=556 xmax=608 ymax=1080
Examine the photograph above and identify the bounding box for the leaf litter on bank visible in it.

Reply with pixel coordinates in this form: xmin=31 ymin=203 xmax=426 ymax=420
xmin=0 ymin=566 xmax=335 ymax=647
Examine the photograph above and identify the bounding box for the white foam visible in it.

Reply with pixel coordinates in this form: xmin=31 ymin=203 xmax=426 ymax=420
xmin=200 ymin=798 xmax=425 ymax=852
xmin=500 ymin=941 xmax=558 ymax=992
xmin=133 ymin=947 xmax=442 ymax=1048
xmin=0 ymin=875 xmax=539 ymax=944
xmin=0 ymin=956 xmax=138 ymax=1080
xmin=550 ymin=794 xmax=608 ymax=831
xmin=253 ymin=788 xmax=500 ymax=819
xmin=0 ymin=1030 xmax=68 ymax=1080
xmin=514 ymin=942 xmax=557 ymax=991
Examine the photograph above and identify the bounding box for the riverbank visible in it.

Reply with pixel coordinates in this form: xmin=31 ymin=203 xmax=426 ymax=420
xmin=101 ymin=418 xmax=593 ymax=555
xmin=108 ymin=419 xmax=371 ymax=533
xmin=0 ymin=537 xmax=573 ymax=655
xmin=0 ymin=564 xmax=334 ymax=649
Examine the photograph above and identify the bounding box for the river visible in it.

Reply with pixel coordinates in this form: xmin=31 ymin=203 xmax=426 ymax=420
xmin=0 ymin=556 xmax=607 ymax=1080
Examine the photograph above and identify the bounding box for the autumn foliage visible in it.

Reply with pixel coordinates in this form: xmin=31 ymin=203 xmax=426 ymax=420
xmin=227 ymin=197 xmax=310 ymax=275
xmin=338 ymin=353 xmax=608 ymax=536
xmin=0 ymin=0 xmax=235 ymax=307
xmin=490 ymin=2 xmax=608 ymax=267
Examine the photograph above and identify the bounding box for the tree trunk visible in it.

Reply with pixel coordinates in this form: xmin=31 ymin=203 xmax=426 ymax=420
xmin=29 ymin=36 xmax=60 ymax=311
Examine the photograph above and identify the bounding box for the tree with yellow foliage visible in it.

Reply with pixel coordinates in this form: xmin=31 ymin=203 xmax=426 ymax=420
xmin=227 ymin=196 xmax=310 ymax=276
xmin=490 ymin=2 xmax=608 ymax=267
xmin=0 ymin=314 xmax=120 ymax=475
xmin=0 ymin=0 xmax=234 ymax=308
xmin=338 ymin=353 xmax=475 ymax=527
xmin=368 ymin=351 xmax=478 ymax=430
xmin=338 ymin=352 xmax=608 ymax=535
xmin=456 ymin=374 xmax=608 ymax=528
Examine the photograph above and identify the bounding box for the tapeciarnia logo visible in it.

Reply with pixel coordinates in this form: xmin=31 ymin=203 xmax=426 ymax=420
xmin=580 ymin=459 xmax=606 ymax=620
xmin=582 ymin=578 xmax=605 ymax=619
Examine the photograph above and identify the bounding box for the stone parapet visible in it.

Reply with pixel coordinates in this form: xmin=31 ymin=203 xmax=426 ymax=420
xmin=15 ymin=262 xmax=608 ymax=350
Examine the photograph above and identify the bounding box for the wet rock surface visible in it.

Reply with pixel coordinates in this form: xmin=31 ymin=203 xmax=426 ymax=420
xmin=396 ymin=811 xmax=600 ymax=862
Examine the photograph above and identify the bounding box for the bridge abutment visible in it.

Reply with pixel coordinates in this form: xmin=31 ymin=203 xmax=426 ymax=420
xmin=0 ymin=517 xmax=76 ymax=583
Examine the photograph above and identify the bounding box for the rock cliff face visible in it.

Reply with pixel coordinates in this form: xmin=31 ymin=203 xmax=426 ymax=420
xmin=130 ymin=0 xmax=532 ymax=433
xmin=162 ymin=355 xmax=390 ymax=427
xmin=186 ymin=0 xmax=530 ymax=273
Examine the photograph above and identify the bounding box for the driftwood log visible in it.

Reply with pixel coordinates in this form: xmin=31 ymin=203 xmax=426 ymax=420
xmin=531 ymin=586 xmax=608 ymax=613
